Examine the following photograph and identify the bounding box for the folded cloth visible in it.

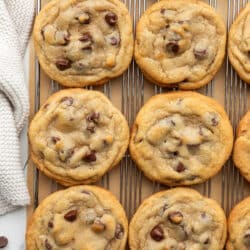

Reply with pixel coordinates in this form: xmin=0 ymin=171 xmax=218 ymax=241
xmin=0 ymin=0 xmax=34 ymax=215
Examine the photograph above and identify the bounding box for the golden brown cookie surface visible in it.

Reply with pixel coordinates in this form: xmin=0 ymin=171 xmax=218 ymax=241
xmin=33 ymin=0 xmax=133 ymax=87
xmin=29 ymin=89 xmax=129 ymax=186
xmin=227 ymin=197 xmax=250 ymax=250
xmin=233 ymin=110 xmax=250 ymax=182
xmin=26 ymin=185 xmax=128 ymax=250
xmin=134 ymin=0 xmax=226 ymax=89
xmin=129 ymin=188 xmax=227 ymax=250
xmin=228 ymin=3 xmax=250 ymax=83
xmin=129 ymin=91 xmax=233 ymax=186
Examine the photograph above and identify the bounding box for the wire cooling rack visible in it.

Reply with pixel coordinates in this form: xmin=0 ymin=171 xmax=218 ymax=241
xmin=30 ymin=0 xmax=250 ymax=231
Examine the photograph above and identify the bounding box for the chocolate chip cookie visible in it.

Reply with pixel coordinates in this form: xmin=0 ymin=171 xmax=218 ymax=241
xmin=33 ymin=0 xmax=133 ymax=87
xmin=134 ymin=0 xmax=226 ymax=89
xmin=228 ymin=3 xmax=250 ymax=83
xmin=29 ymin=89 xmax=129 ymax=186
xmin=129 ymin=91 xmax=233 ymax=186
xmin=129 ymin=188 xmax=227 ymax=250
xmin=26 ymin=185 xmax=128 ymax=250
xmin=227 ymin=197 xmax=250 ymax=250
xmin=233 ymin=110 xmax=250 ymax=182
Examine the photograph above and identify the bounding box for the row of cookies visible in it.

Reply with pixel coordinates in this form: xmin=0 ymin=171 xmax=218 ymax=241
xmin=25 ymin=185 xmax=250 ymax=250
xmin=33 ymin=0 xmax=250 ymax=89
xmin=30 ymin=89 xmax=250 ymax=186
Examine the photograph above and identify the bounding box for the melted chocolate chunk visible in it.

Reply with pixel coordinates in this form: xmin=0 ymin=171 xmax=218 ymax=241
xmin=168 ymin=211 xmax=183 ymax=224
xmin=244 ymin=233 xmax=250 ymax=247
xmin=150 ymin=225 xmax=164 ymax=241
xmin=115 ymin=224 xmax=124 ymax=239
xmin=60 ymin=96 xmax=73 ymax=105
xmin=55 ymin=58 xmax=71 ymax=71
xmin=79 ymin=32 xmax=93 ymax=42
xmin=64 ymin=209 xmax=77 ymax=222
xmin=176 ymin=162 xmax=185 ymax=173
xmin=45 ymin=239 xmax=52 ymax=250
xmin=194 ymin=49 xmax=207 ymax=60
xmin=166 ymin=42 xmax=179 ymax=54
xmin=83 ymin=151 xmax=97 ymax=162
xmin=105 ymin=12 xmax=118 ymax=26
xmin=51 ymin=136 xmax=60 ymax=144
xmin=87 ymin=112 xmax=100 ymax=123
xmin=48 ymin=221 xmax=54 ymax=228
xmin=82 ymin=45 xmax=92 ymax=50
xmin=0 ymin=236 xmax=8 ymax=248
xmin=204 ymin=238 xmax=210 ymax=245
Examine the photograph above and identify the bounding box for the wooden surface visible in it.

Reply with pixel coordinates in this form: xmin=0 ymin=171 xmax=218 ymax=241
xmin=28 ymin=0 xmax=250 ymax=229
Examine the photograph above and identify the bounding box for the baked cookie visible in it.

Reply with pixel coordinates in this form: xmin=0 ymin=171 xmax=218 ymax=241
xmin=129 ymin=188 xmax=227 ymax=250
xmin=26 ymin=185 xmax=128 ymax=250
xmin=33 ymin=0 xmax=133 ymax=87
xmin=227 ymin=197 xmax=250 ymax=250
xmin=228 ymin=3 xmax=250 ymax=83
xmin=129 ymin=91 xmax=233 ymax=186
xmin=29 ymin=89 xmax=129 ymax=186
xmin=233 ymin=110 xmax=250 ymax=182
xmin=134 ymin=0 xmax=226 ymax=89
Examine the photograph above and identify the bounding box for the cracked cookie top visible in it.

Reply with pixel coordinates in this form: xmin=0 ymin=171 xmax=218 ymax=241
xmin=229 ymin=3 xmax=250 ymax=83
xmin=29 ymin=89 xmax=129 ymax=186
xmin=129 ymin=188 xmax=227 ymax=250
xmin=33 ymin=0 xmax=133 ymax=87
xmin=227 ymin=197 xmax=250 ymax=250
xmin=26 ymin=185 xmax=128 ymax=250
xmin=129 ymin=92 xmax=233 ymax=186
xmin=134 ymin=0 xmax=226 ymax=89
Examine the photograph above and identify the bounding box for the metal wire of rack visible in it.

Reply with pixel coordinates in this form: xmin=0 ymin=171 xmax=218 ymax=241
xmin=31 ymin=0 xmax=250 ymax=233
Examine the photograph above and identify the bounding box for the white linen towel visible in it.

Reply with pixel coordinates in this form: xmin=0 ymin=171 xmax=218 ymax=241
xmin=0 ymin=0 xmax=34 ymax=215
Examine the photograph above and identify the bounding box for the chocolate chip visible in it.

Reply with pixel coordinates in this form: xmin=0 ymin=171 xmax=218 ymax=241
xmin=204 ymin=238 xmax=210 ymax=245
xmin=51 ymin=136 xmax=60 ymax=144
xmin=168 ymin=211 xmax=183 ymax=224
xmin=91 ymin=219 xmax=106 ymax=233
xmin=211 ymin=117 xmax=219 ymax=126
xmin=105 ymin=12 xmax=118 ymax=25
xmin=83 ymin=151 xmax=96 ymax=162
xmin=79 ymin=32 xmax=93 ymax=42
xmin=165 ymin=24 xmax=170 ymax=29
xmin=166 ymin=42 xmax=179 ymax=54
xmin=176 ymin=162 xmax=185 ymax=173
xmin=64 ymin=209 xmax=77 ymax=222
xmin=150 ymin=225 xmax=164 ymax=241
xmin=82 ymin=45 xmax=92 ymax=50
xmin=87 ymin=112 xmax=100 ymax=123
xmin=45 ymin=239 xmax=52 ymax=250
xmin=48 ymin=221 xmax=54 ymax=228
xmin=110 ymin=37 xmax=120 ymax=46
xmin=244 ymin=233 xmax=250 ymax=247
xmin=160 ymin=9 xmax=165 ymax=14
xmin=194 ymin=49 xmax=207 ymax=60
xmin=115 ymin=224 xmax=124 ymax=239
xmin=55 ymin=58 xmax=71 ymax=71
xmin=60 ymin=96 xmax=73 ymax=105
xmin=0 ymin=236 xmax=8 ymax=248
